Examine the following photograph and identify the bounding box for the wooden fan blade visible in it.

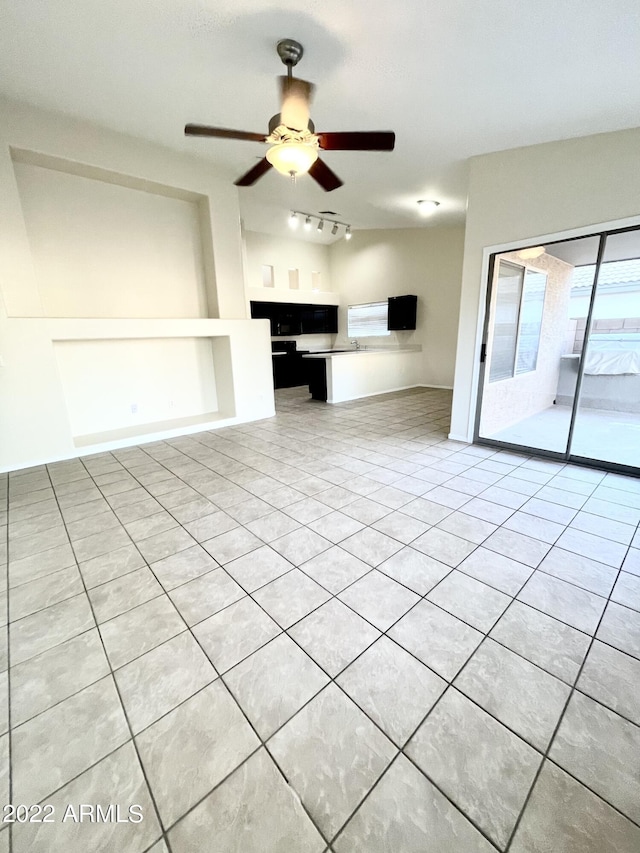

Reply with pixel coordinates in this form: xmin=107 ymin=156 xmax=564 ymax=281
xmin=317 ymin=131 xmax=395 ymax=151
xmin=234 ymin=158 xmax=273 ymax=187
xmin=185 ymin=124 xmax=266 ymax=142
xmin=279 ymin=76 xmax=315 ymax=131
xmin=308 ymin=158 xmax=343 ymax=192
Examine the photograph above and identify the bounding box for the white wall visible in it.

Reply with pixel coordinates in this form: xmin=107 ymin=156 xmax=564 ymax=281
xmin=54 ymin=338 xmax=218 ymax=437
xmin=0 ymin=98 xmax=275 ymax=472
xmin=244 ymin=229 xmax=338 ymax=350
xmin=327 ymin=351 xmax=423 ymax=404
xmin=244 ymin=230 xmax=333 ymax=294
xmin=0 ymin=98 xmax=246 ymax=320
xmin=329 ymin=227 xmax=465 ymax=388
xmin=450 ymin=125 xmax=640 ymax=441
xmin=14 ymin=161 xmax=207 ymax=318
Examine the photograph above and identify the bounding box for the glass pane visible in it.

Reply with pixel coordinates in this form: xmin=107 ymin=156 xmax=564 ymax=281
xmin=489 ymin=262 xmax=522 ymax=382
xmin=570 ymin=228 xmax=640 ymax=469
xmin=478 ymin=237 xmax=600 ymax=453
xmin=347 ymin=302 xmax=390 ymax=337
xmin=516 ymin=270 xmax=547 ymax=374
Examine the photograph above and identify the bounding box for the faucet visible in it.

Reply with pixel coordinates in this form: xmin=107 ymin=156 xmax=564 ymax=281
xmin=350 ymin=339 xmax=360 ymax=350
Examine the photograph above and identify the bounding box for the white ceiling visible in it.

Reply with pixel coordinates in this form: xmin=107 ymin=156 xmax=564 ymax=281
xmin=2 ymin=0 xmax=640 ymax=242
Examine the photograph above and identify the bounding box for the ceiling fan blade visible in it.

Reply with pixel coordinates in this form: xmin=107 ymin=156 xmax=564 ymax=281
xmin=317 ymin=131 xmax=395 ymax=151
xmin=185 ymin=124 xmax=266 ymax=142
xmin=308 ymin=158 xmax=343 ymax=192
xmin=279 ymin=76 xmax=315 ymax=131
xmin=234 ymin=158 xmax=273 ymax=187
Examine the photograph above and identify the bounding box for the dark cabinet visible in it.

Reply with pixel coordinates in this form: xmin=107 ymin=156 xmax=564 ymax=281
xmin=388 ymin=295 xmax=417 ymax=330
xmin=251 ymin=301 xmax=338 ymax=336
xmin=251 ymin=301 xmax=301 ymax=336
xmin=300 ymin=305 xmax=338 ymax=334
xmin=307 ymin=359 xmax=328 ymax=401
xmin=272 ymin=352 xmax=309 ymax=388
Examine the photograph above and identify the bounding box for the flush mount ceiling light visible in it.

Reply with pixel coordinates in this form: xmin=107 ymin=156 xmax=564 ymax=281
xmin=417 ymin=200 xmax=440 ymax=217
xmin=518 ymin=246 xmax=546 ymax=260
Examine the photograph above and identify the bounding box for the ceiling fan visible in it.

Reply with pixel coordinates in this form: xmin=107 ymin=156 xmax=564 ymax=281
xmin=184 ymin=39 xmax=395 ymax=192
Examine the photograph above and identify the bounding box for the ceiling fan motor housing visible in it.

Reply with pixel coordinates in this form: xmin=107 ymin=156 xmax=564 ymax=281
xmin=276 ymin=39 xmax=304 ymax=69
xmin=268 ymin=114 xmax=315 ymax=136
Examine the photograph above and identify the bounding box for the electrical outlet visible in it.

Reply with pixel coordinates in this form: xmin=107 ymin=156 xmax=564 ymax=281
xmin=130 ymin=403 xmax=138 ymax=414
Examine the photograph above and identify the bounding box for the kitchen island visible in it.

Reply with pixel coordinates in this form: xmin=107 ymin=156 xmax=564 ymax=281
xmin=302 ymin=346 xmax=422 ymax=403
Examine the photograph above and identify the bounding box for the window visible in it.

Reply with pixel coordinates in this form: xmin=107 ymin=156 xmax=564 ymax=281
xmin=489 ymin=261 xmax=547 ymax=382
xmin=347 ymin=301 xmax=390 ymax=338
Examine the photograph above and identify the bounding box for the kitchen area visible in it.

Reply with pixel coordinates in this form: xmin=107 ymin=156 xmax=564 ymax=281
xmin=251 ymin=296 xmax=422 ymax=404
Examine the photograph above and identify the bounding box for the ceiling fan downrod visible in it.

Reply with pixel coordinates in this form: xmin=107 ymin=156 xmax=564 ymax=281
xmin=276 ymin=38 xmax=304 ymax=80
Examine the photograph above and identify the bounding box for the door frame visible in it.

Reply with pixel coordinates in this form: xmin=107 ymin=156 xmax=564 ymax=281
xmin=473 ymin=224 xmax=640 ymax=477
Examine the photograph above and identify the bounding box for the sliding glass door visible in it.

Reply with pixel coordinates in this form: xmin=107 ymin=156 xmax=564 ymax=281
xmin=570 ymin=229 xmax=640 ymax=468
xmin=476 ymin=226 xmax=640 ymax=474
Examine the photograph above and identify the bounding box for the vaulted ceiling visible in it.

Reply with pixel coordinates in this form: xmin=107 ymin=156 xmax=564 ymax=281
xmin=2 ymin=0 xmax=639 ymax=240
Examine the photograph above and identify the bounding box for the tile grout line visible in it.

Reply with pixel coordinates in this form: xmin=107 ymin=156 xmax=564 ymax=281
xmin=45 ymin=460 xmax=175 ymax=853
xmin=4 ymin=390 xmax=640 ymax=850
xmin=2 ymin=479 xmax=12 ymax=853
xmin=81 ymin=453 xmax=341 ymax=848
xmin=502 ymin=531 xmax=637 ymax=851
xmin=7 ymin=478 xmax=639 ymax=745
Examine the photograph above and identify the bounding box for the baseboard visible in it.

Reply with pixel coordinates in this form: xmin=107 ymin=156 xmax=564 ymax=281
xmin=327 ymin=384 xmax=422 ymax=404
xmin=0 ymin=407 xmax=276 ymax=475
xmin=414 ymin=383 xmax=454 ymax=390
xmin=448 ymin=432 xmax=473 ymax=443
xmin=327 ymin=383 xmax=454 ymax=405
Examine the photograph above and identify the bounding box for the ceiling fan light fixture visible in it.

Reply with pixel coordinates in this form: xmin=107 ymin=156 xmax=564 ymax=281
xmin=417 ymin=199 xmax=440 ymax=217
xmin=266 ymin=141 xmax=318 ymax=177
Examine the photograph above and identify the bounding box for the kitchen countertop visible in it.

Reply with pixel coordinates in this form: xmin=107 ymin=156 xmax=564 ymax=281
xmin=302 ymin=346 xmax=421 ymax=359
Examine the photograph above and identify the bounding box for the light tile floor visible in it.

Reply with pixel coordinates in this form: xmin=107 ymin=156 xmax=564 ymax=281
xmin=1 ymin=386 xmax=640 ymax=852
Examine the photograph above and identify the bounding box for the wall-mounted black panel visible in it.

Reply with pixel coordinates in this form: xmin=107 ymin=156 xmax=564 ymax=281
xmin=388 ymin=295 xmax=417 ymax=330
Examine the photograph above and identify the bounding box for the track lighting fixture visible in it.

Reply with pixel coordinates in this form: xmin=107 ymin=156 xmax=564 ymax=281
xmin=288 ymin=210 xmax=352 ymax=240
